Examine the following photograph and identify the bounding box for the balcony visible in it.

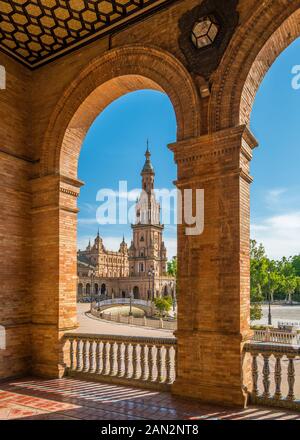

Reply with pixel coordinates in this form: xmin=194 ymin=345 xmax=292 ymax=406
xmin=64 ymin=333 xmax=177 ymax=391
xmin=63 ymin=333 xmax=300 ymax=412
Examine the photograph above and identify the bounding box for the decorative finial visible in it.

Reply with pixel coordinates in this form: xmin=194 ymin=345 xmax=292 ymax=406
xmin=145 ymin=139 xmax=150 ymax=157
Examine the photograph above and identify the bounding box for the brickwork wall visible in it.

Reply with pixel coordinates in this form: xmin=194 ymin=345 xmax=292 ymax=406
xmin=0 ymin=53 xmax=31 ymax=379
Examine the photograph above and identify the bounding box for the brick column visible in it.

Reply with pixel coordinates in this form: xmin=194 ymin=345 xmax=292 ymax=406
xmin=170 ymin=125 xmax=257 ymax=406
xmin=31 ymin=174 xmax=83 ymax=377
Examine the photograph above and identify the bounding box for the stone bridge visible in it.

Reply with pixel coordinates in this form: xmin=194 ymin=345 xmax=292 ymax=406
xmin=97 ymin=298 xmax=155 ymax=317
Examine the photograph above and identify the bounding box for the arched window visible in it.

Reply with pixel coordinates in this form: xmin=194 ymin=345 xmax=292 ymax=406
xmin=86 ymin=283 xmax=91 ymax=295
xmin=133 ymin=286 xmax=139 ymax=299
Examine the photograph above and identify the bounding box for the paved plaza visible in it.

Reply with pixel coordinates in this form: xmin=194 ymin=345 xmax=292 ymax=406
xmin=0 ymin=377 xmax=300 ymax=420
xmin=253 ymin=305 xmax=300 ymax=327
xmin=77 ymin=304 xmax=300 ymax=338
xmin=75 ymin=304 xmax=174 ymax=338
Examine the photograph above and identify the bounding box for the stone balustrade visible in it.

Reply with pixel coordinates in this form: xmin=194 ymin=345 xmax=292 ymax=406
xmin=64 ymin=333 xmax=177 ymax=390
xmin=253 ymin=329 xmax=300 ymax=345
xmin=244 ymin=343 xmax=300 ymax=409
xmin=90 ymin=308 xmax=177 ymax=331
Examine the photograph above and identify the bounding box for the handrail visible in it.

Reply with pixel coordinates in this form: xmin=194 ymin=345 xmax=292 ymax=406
xmin=244 ymin=341 xmax=300 ymax=409
xmin=64 ymin=332 xmax=177 ymax=390
xmin=65 ymin=332 xmax=176 ymax=345
xmin=97 ymin=298 xmax=152 ymax=307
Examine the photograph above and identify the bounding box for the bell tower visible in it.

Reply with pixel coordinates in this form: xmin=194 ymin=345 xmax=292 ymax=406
xmin=129 ymin=145 xmax=167 ymax=278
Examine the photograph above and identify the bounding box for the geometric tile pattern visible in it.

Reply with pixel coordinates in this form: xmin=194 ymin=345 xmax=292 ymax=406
xmin=0 ymin=0 xmax=167 ymax=68
xmin=1 ymin=378 xmax=300 ymax=420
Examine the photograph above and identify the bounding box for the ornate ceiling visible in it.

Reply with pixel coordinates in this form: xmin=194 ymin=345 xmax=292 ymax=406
xmin=0 ymin=0 xmax=172 ymax=68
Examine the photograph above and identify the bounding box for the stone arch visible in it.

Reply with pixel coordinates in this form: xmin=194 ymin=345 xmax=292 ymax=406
xmin=209 ymin=3 xmax=300 ymax=131
xmin=133 ymin=286 xmax=139 ymax=299
xmin=40 ymin=45 xmax=201 ymax=178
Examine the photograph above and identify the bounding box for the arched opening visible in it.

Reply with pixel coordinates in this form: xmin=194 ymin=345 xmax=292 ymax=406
xmin=85 ymin=283 xmax=91 ymax=296
xmin=133 ymin=286 xmax=139 ymax=299
xmin=101 ymin=284 xmax=106 ymax=295
xmin=77 ymin=283 xmax=83 ymax=297
xmin=249 ymin=37 xmax=300 ymax=325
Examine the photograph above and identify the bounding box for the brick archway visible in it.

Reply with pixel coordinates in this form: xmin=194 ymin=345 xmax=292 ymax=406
xmin=209 ymin=2 xmax=300 ymax=131
xmin=31 ymin=45 xmax=200 ymax=378
xmin=40 ymin=45 xmax=201 ymax=178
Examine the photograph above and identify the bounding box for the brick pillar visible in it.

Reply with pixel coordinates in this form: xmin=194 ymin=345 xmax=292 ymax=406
xmin=170 ymin=126 xmax=257 ymax=407
xmin=31 ymin=174 xmax=83 ymax=377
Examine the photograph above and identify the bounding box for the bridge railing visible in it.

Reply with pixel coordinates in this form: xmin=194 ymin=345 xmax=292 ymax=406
xmin=97 ymin=298 xmax=152 ymax=308
xmin=64 ymin=333 xmax=177 ymax=391
xmin=91 ymin=310 xmax=177 ymax=330
xmin=253 ymin=328 xmax=300 ymax=345
xmin=244 ymin=342 xmax=300 ymax=410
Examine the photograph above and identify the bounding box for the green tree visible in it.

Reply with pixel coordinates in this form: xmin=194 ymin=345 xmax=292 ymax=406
xmin=167 ymin=257 xmax=177 ymax=277
xmin=154 ymin=296 xmax=172 ymax=317
xmin=250 ymin=240 xmax=268 ymax=321
xmin=266 ymin=260 xmax=282 ymax=303
xmin=282 ymin=276 xmax=297 ymax=304
xmin=250 ymin=284 xmax=264 ymax=321
xmin=291 ymin=255 xmax=300 ymax=276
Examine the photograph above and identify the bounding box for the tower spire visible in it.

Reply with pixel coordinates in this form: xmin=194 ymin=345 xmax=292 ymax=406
xmin=141 ymin=140 xmax=154 ymax=175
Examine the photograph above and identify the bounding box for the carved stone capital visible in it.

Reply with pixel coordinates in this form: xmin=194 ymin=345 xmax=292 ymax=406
xmin=169 ymin=125 xmax=258 ymax=184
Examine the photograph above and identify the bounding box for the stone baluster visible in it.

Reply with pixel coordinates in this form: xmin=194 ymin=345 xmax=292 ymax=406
xmin=69 ymin=338 xmax=74 ymax=371
xmin=88 ymin=339 xmax=95 ymax=373
xmin=124 ymin=343 xmax=130 ymax=378
xmin=132 ymin=344 xmax=139 ymax=380
xmin=166 ymin=346 xmax=172 ymax=384
xmin=95 ymin=341 xmax=102 ymax=374
xmin=76 ymin=339 xmax=81 ymax=371
xmin=103 ymin=341 xmax=109 ymax=375
xmin=117 ymin=342 xmax=123 ymax=377
xmin=251 ymin=353 xmax=259 ymax=398
xmin=140 ymin=344 xmax=147 ymax=381
xmin=262 ymin=353 xmax=271 ymax=398
xmin=156 ymin=345 xmax=163 ymax=383
xmin=107 ymin=342 xmax=114 ymax=376
xmin=287 ymin=356 xmax=296 ymax=401
xmin=82 ymin=339 xmax=89 ymax=373
xmin=274 ymin=355 xmax=282 ymax=400
xmin=148 ymin=345 xmax=154 ymax=381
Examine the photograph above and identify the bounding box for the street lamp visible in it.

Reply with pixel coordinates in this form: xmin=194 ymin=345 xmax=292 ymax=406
xmin=90 ymin=270 xmax=94 ymax=312
xmin=129 ymin=291 xmax=134 ymax=316
xmin=267 ymin=269 xmax=272 ymax=326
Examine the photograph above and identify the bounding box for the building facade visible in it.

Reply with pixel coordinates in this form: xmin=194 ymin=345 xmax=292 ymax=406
xmin=77 ymin=148 xmax=175 ymax=301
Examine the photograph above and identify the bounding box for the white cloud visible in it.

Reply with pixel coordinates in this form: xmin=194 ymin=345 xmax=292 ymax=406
xmin=163 ymin=237 xmax=177 ymax=260
xmin=251 ymin=211 xmax=300 ymax=259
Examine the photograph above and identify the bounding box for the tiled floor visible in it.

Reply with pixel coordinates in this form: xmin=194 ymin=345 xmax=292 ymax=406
xmin=0 ymin=377 xmax=299 ymax=420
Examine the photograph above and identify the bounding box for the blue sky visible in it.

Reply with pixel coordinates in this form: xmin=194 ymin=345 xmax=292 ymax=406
xmin=250 ymin=37 xmax=300 ymax=259
xmin=78 ymin=37 xmax=300 ymax=260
